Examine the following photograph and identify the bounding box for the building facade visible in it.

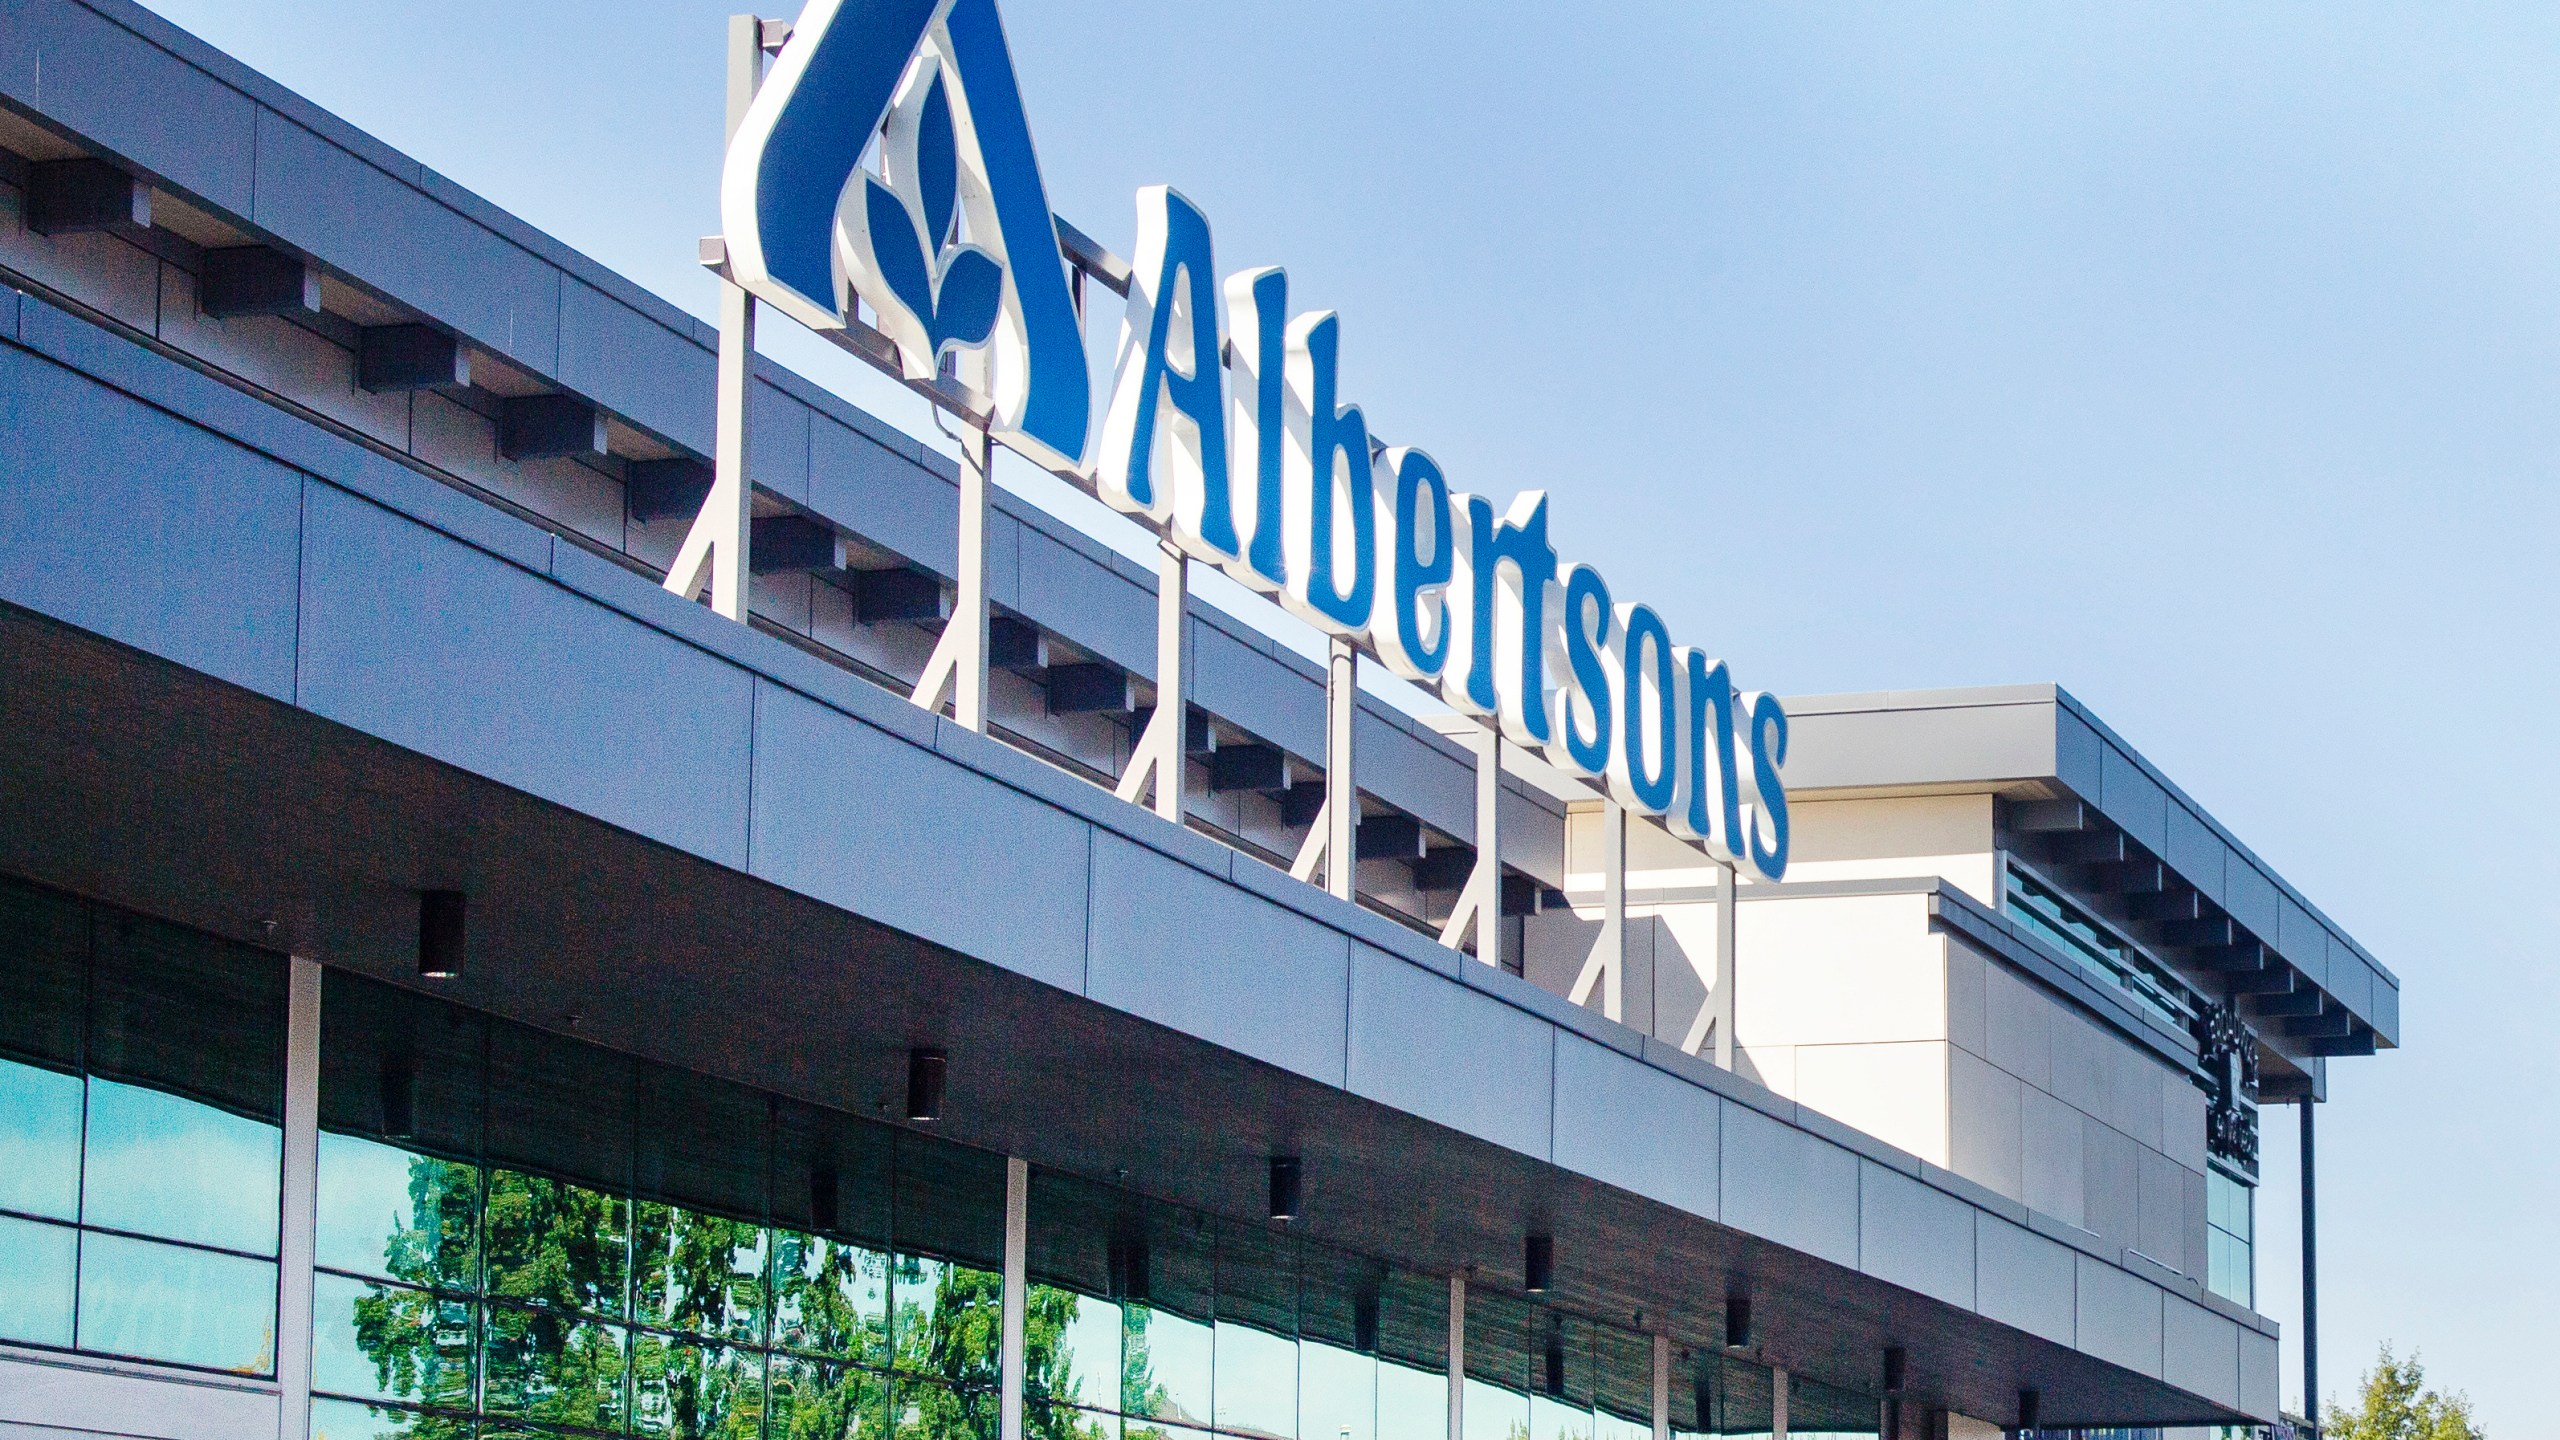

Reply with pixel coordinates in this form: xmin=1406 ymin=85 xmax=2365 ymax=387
xmin=0 ymin=4 xmax=2396 ymax=1440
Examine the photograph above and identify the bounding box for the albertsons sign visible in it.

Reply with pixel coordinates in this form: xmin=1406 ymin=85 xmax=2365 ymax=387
xmin=719 ymin=0 xmax=1792 ymax=881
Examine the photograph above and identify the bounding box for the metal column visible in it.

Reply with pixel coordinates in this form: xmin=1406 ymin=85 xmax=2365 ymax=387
xmin=2301 ymin=1098 xmax=2320 ymax=1436
xmin=1291 ymin=638 xmax=1361 ymax=899
xmin=1437 ymin=727 xmax=1504 ymax=966
xmin=275 ymin=956 xmax=323 ymax=1440
xmin=1447 ymin=1274 xmax=1467 ymax=1440
xmin=1001 ymin=1157 xmax=1029 ymax=1440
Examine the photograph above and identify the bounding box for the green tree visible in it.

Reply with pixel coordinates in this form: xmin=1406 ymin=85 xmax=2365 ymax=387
xmin=2324 ymin=1345 xmax=2484 ymax=1440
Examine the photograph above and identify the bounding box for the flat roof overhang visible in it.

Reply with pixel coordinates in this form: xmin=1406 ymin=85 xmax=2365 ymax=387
xmin=1781 ymin=686 xmax=2398 ymax=1078
xmin=0 ymin=294 xmax=2279 ymax=1429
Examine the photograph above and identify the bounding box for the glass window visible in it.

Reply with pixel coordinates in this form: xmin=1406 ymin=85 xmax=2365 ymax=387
xmin=76 ymin=1229 xmax=278 ymax=1373
xmin=1213 ymin=1219 xmax=1298 ymax=1440
xmin=1786 ymin=1371 xmax=1881 ymax=1438
xmin=770 ymin=1355 xmax=891 ymax=1440
xmin=483 ymin=1169 xmax=632 ymax=1319
xmin=481 ymin=1305 xmax=630 ymax=1432
xmin=309 ymin=1396 xmax=472 ymax=1440
xmin=86 ymin=911 xmax=285 ymax=1123
xmin=774 ymin=1230 xmax=891 ymax=1364
xmin=894 ymin=1377 xmax=997 ymax=1440
xmin=632 ymin=1332 xmax=767 ymax=1440
xmin=1031 ymin=1284 xmax=1123 ymax=1412
xmin=636 ymin=1200 xmax=769 ymax=1345
xmin=311 ymin=1271 xmax=474 ymax=1410
xmin=0 ymin=877 xmax=87 ymax=1071
xmin=2206 ymin=1168 xmax=2254 ymax=1308
xmin=0 ymin=1058 xmax=82 ymax=1221
xmin=894 ymin=1251 xmax=1007 ymax=1391
xmin=80 ymin=1076 xmax=282 ymax=1255
xmin=1032 ymin=1403 xmax=1120 ymax=1440
xmin=315 ymin=1132 xmax=481 ymax=1292
xmin=0 ymin=1213 xmax=77 ymax=1347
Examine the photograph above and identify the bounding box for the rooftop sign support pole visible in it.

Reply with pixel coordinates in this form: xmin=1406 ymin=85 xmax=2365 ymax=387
xmin=1287 ymin=638 xmax=1360 ymax=898
xmin=1115 ymin=538 xmax=1190 ymax=821
xmin=1715 ymin=862 xmax=1737 ymax=1069
xmin=1681 ymin=860 xmax=1739 ymax=1066
xmin=1437 ymin=729 xmax=1504 ymax=966
xmin=1570 ymin=803 xmax=1627 ymax=1021
xmin=665 ymin=15 xmax=765 ymax=620
xmin=912 ymin=423 xmax=994 ymax=732
xmin=1324 ymin=637 xmax=1358 ymax=901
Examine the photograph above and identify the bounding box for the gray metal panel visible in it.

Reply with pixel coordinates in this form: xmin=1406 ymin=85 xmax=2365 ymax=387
xmin=1189 ymin=618 xmax=1322 ymax=759
xmin=2053 ymin=705 xmax=2105 ymax=799
xmin=1015 ymin=522 xmax=1151 ymax=674
xmin=1858 ymin=1160 xmax=1976 ymax=1308
xmin=1550 ymin=1033 xmax=1721 ymax=1221
xmin=1975 ymin=1213 xmax=2077 ymax=1345
xmin=1779 ymin=697 xmax=2059 ymax=791
xmin=2237 ymin=1326 xmax=2281 ymax=1421
xmin=2075 ymin=1252 xmax=2165 ymax=1378
xmin=2162 ymin=802 xmax=2226 ymax=906
xmin=2098 ymin=743 xmax=2169 ymax=856
xmin=1720 ymin=1104 xmax=1859 ymax=1269
xmin=250 ymin=108 xmax=562 ymax=377
xmin=0 ymin=0 xmax=259 ymax=216
xmin=747 ymin=679 xmax=1091 ymax=996
xmin=0 ymin=1351 xmax=280 ymax=1440
xmin=0 ymin=339 xmax=300 ymax=702
xmin=1346 ymin=943 xmax=1553 ymax=1160
xmin=748 ymin=380 xmax=812 ymax=507
xmin=2220 ymin=863 xmax=2280 ymax=943
xmin=296 ymin=481 xmax=753 ymax=866
xmin=810 ymin=414 xmax=953 ymax=574
xmin=2367 ymin=968 xmax=2400 ymax=1046
xmin=1086 ymin=830 xmax=1350 ymax=1087
xmin=2161 ymin=1295 xmax=2241 ymax=1412
xmin=2322 ymin=940 xmax=2372 ymax=1023
xmin=2275 ymin=894 xmax=2329 ymax=987
xmin=557 ymin=277 xmax=714 ymax=458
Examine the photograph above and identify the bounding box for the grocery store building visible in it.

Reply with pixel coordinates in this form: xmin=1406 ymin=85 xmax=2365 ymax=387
xmin=0 ymin=4 xmax=2399 ymax=1440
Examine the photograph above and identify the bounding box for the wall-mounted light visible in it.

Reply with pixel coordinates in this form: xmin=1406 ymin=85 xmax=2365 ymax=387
xmin=905 ymin=1048 xmax=947 ymax=1122
xmin=1524 ymin=1232 xmax=1554 ymax=1293
xmin=1268 ymin=1156 xmax=1303 ymax=1222
xmin=1543 ymin=1314 xmax=1567 ymax=1396
xmin=2016 ymin=1388 xmax=2041 ymax=1436
xmin=1723 ymin=1291 xmax=1752 ymax=1349
xmin=418 ymin=890 xmax=466 ymax=979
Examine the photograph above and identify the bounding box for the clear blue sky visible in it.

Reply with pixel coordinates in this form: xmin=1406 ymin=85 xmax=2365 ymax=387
xmin=137 ymin=0 xmax=2552 ymax=1425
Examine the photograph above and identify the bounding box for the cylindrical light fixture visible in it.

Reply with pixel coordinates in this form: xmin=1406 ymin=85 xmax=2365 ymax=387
xmin=418 ymin=889 xmax=466 ymax=979
xmin=1723 ymin=1291 xmax=1752 ymax=1349
xmin=1268 ymin=1156 xmax=1303 ymax=1222
xmin=905 ymin=1047 xmax=948 ymax=1122
xmin=1524 ymin=1232 xmax=1554 ymax=1293
xmin=2016 ymin=1388 xmax=2041 ymax=1435
xmin=1883 ymin=1346 xmax=1907 ymax=1392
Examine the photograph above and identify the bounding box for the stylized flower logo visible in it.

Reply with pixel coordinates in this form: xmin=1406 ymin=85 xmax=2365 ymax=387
xmin=839 ymin=61 xmax=1002 ymax=370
